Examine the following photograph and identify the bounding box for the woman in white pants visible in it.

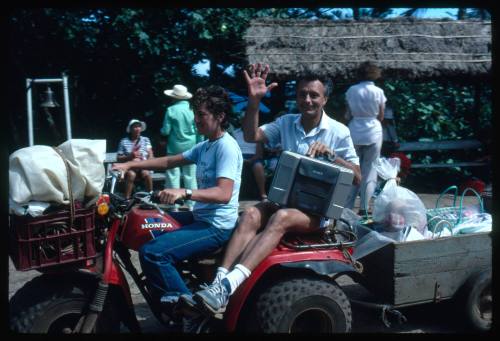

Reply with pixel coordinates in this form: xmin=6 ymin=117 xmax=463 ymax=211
xmin=344 ymin=61 xmax=386 ymax=215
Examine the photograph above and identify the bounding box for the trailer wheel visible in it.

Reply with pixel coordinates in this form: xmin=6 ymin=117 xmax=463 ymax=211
xmin=256 ymin=277 xmax=352 ymax=333
xmin=458 ymin=269 xmax=492 ymax=331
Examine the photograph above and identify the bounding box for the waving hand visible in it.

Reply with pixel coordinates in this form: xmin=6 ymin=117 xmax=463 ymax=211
xmin=243 ymin=63 xmax=278 ymax=101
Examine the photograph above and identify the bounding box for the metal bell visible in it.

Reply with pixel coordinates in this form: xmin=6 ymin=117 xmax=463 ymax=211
xmin=40 ymin=86 xmax=60 ymax=108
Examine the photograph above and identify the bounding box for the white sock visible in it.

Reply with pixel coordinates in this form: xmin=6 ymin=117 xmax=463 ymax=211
xmin=224 ymin=264 xmax=252 ymax=295
xmin=212 ymin=267 xmax=229 ymax=284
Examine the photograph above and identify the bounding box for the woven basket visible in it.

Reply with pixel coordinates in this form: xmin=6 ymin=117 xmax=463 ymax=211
xmin=426 ymin=186 xmax=484 ymax=235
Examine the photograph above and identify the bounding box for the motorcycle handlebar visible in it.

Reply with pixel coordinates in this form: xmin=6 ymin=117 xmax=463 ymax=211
xmin=151 ymin=190 xmax=161 ymax=203
xmin=108 ymin=169 xmax=122 ymax=179
xmin=151 ymin=190 xmax=184 ymax=206
xmin=106 ymin=170 xmax=123 ymax=195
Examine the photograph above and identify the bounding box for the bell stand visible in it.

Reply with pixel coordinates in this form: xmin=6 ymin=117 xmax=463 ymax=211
xmin=26 ymin=73 xmax=72 ymax=146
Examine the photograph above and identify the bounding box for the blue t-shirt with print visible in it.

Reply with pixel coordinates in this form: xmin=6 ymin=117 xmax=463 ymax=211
xmin=182 ymin=133 xmax=243 ymax=230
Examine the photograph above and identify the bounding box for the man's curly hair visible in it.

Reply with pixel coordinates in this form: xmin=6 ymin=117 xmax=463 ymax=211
xmin=191 ymin=85 xmax=233 ymax=130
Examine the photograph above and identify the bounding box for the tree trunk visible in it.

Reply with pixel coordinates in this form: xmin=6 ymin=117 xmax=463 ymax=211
xmin=208 ymin=56 xmax=224 ymax=84
xmin=352 ymin=8 xmax=360 ymax=20
xmin=457 ymin=8 xmax=466 ymax=19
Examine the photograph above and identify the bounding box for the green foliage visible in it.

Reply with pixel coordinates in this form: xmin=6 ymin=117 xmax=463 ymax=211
xmin=378 ymin=78 xmax=492 ymax=186
xmin=381 ymin=79 xmax=491 ymax=142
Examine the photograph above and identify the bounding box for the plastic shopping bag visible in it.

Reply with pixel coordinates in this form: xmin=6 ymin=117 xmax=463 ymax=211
xmin=452 ymin=212 xmax=492 ymax=235
xmin=372 ymin=159 xmax=427 ymax=235
xmin=373 ymin=157 xmax=400 ymax=181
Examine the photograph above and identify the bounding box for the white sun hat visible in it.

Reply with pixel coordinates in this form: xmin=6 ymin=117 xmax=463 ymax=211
xmin=164 ymin=84 xmax=193 ymax=99
xmin=126 ymin=119 xmax=147 ymax=133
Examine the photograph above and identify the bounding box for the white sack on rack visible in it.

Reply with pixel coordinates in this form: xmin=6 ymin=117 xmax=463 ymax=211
xmin=9 ymin=139 xmax=106 ymax=206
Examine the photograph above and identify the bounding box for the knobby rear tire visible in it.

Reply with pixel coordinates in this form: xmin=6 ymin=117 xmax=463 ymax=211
xmin=256 ymin=277 xmax=352 ymax=333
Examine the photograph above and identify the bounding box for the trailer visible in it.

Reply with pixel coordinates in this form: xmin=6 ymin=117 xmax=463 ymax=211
xmin=351 ymin=231 xmax=492 ymax=331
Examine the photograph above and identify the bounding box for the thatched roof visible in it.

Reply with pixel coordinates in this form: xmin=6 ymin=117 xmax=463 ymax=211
xmin=244 ymin=18 xmax=491 ymax=81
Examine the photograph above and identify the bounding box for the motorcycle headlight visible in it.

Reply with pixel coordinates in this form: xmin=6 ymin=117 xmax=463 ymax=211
xmin=96 ymin=194 xmax=110 ymax=216
xmin=97 ymin=202 xmax=110 ymax=216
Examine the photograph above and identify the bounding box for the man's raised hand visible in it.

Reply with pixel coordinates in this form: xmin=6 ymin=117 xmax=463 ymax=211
xmin=243 ymin=63 xmax=278 ymax=100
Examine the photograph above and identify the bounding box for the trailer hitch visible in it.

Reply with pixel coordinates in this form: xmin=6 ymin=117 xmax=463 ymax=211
xmin=381 ymin=305 xmax=407 ymax=327
xmin=350 ymin=299 xmax=407 ymax=328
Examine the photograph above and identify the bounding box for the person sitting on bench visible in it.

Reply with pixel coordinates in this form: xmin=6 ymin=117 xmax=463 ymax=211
xmin=117 ymin=119 xmax=154 ymax=199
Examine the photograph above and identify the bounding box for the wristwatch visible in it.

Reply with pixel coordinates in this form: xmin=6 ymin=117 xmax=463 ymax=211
xmin=328 ymin=153 xmax=337 ymax=163
xmin=185 ymin=188 xmax=193 ymax=200
xmin=318 ymin=153 xmax=337 ymax=163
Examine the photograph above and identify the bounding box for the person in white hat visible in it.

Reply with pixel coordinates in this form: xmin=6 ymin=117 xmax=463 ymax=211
xmin=161 ymin=84 xmax=203 ymax=210
xmin=117 ymin=119 xmax=154 ymax=198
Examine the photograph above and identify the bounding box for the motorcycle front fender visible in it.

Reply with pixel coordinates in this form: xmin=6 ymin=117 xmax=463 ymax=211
xmin=102 ymin=219 xmax=134 ymax=307
xmin=103 ymin=260 xmax=134 ymax=307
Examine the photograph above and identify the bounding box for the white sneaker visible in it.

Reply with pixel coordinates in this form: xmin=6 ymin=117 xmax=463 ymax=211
xmin=194 ymin=281 xmax=230 ymax=315
xmin=212 ymin=270 xmax=226 ymax=286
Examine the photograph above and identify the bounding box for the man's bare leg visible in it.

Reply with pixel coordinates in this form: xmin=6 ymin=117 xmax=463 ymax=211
xmin=238 ymin=208 xmax=321 ymax=271
xmin=193 ymin=208 xmax=322 ymax=313
xmin=220 ymin=201 xmax=278 ymax=269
